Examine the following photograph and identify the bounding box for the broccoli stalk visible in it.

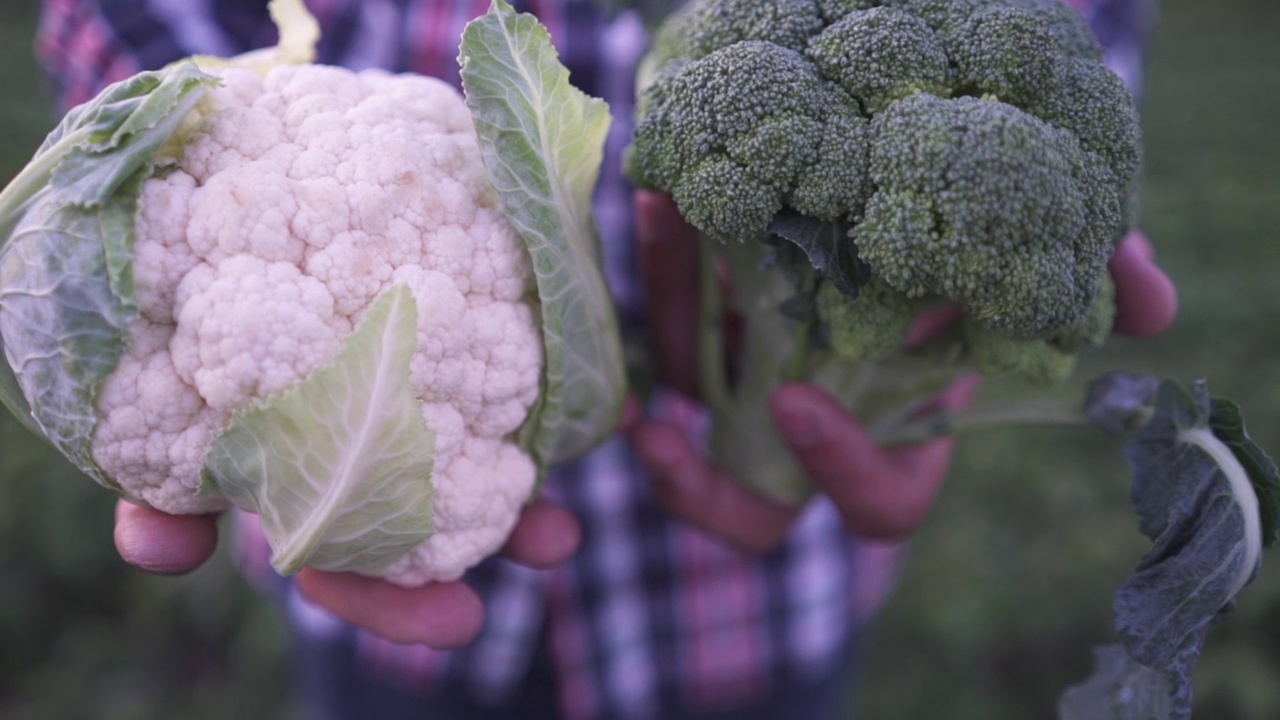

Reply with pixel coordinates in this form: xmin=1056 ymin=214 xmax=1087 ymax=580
xmin=696 ymin=232 xmax=1010 ymax=502
xmin=698 ymin=235 xmax=819 ymax=502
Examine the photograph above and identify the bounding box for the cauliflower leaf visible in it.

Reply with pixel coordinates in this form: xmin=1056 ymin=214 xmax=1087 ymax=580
xmin=0 ymin=63 xmax=216 ymax=488
xmin=459 ymin=0 xmax=625 ymax=472
xmin=203 ymin=285 xmax=437 ymax=576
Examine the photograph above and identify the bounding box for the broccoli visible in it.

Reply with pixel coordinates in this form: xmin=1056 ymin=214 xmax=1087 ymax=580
xmin=629 ymin=0 xmax=1138 ymax=334
xmin=626 ymin=8 xmax=1280 ymax=715
xmin=816 ymin=277 xmax=915 ymax=362
xmin=626 ymin=0 xmax=1143 ymax=502
xmin=964 ymin=275 xmax=1117 ymax=386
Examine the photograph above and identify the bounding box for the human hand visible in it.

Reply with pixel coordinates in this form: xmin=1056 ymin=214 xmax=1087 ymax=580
xmin=628 ymin=191 xmax=1178 ymax=551
xmin=112 ymin=496 xmax=580 ymax=647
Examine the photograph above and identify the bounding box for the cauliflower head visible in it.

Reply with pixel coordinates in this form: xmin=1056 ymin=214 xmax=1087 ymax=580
xmin=0 ymin=0 xmax=623 ymax=586
xmin=98 ymin=64 xmax=542 ymax=584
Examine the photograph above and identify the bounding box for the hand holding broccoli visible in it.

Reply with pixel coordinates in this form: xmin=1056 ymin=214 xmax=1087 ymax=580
xmin=627 ymin=190 xmax=1177 ymax=550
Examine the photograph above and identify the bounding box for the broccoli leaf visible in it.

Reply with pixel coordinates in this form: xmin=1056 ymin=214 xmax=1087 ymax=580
xmin=0 ymin=62 xmax=215 ymax=489
xmin=202 ymin=285 xmax=436 ymax=577
xmin=766 ymin=211 xmax=869 ymax=299
xmin=1208 ymin=397 xmax=1280 ymax=547
xmin=1058 ymin=644 xmax=1175 ymax=720
xmin=1084 ymin=371 xmax=1160 ymax=434
xmin=459 ymin=0 xmax=626 ymax=472
xmin=1098 ymin=379 xmax=1272 ymax=720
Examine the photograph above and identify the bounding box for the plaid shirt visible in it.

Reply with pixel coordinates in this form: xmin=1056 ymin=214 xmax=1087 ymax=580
xmin=36 ymin=1 xmax=1155 ymax=718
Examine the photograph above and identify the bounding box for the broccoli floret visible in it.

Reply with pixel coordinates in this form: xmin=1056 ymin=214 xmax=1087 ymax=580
xmin=816 ymin=277 xmax=915 ymax=361
xmin=1049 ymin=273 xmax=1117 ymax=354
xmin=1030 ymin=58 xmax=1143 ymax=193
xmin=948 ymin=6 xmax=1057 ymax=105
xmin=816 ymin=0 xmax=880 ymax=23
xmin=965 ymin=321 xmax=1079 ymax=387
xmin=630 ymin=40 xmax=868 ymax=242
xmin=965 ymin=274 xmax=1116 ymax=385
xmin=858 ymin=94 xmax=1107 ymax=336
xmin=883 ymin=0 xmax=1003 ymax=35
xmin=787 ymin=103 xmax=873 ymax=221
xmin=1007 ymin=0 xmax=1106 ymax=60
xmin=806 ymin=7 xmax=950 ymax=114
xmin=645 ymin=0 xmax=822 ymax=70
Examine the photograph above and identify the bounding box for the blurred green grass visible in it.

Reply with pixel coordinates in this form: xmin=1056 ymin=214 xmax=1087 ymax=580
xmin=0 ymin=0 xmax=1277 ymax=718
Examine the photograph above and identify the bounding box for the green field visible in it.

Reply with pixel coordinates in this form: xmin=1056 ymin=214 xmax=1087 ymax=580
xmin=1 ymin=0 xmax=1277 ymax=718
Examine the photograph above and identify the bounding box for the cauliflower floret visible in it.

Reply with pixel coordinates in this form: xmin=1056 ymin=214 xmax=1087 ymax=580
xmin=383 ymin=437 xmax=537 ymax=585
xmin=89 ymin=64 xmax=544 ymax=583
xmin=91 ymin=319 xmax=229 ymax=514
xmin=457 ymin=299 xmax=544 ymax=439
xmin=170 ymin=255 xmax=351 ymax=411
xmin=185 ymin=169 xmax=306 ymax=266
xmin=134 ymin=172 xmax=200 ymax=324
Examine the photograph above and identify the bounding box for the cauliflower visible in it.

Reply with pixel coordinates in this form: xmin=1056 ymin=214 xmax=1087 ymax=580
xmin=0 ymin=0 xmax=623 ymax=585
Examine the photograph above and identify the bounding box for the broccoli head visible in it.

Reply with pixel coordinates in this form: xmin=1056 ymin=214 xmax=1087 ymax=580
xmin=627 ymin=0 xmax=1141 ymax=340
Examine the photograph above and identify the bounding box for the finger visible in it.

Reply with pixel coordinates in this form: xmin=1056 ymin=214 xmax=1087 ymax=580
xmin=618 ymin=393 xmax=643 ymax=433
xmin=904 ymin=305 xmax=964 ymax=348
xmin=1121 ymin=228 xmax=1157 ymax=261
xmin=114 ymin=500 xmax=219 ymax=575
xmin=628 ymin=419 xmax=799 ymax=553
xmin=634 ymin=191 xmax=702 ymax=397
xmin=501 ymin=498 xmax=581 ymax=569
xmin=770 ymin=378 xmax=980 ymax=540
xmin=295 ymin=570 xmax=485 ymax=648
xmin=1110 ymin=231 xmax=1178 ymax=337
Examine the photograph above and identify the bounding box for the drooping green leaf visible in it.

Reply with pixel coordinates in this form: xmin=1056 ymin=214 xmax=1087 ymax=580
xmin=459 ymin=0 xmax=626 ymax=471
xmin=1209 ymin=397 xmax=1280 ymax=547
xmin=1058 ymin=644 xmax=1175 ymax=720
xmin=202 ymin=285 xmax=436 ymax=577
xmin=1110 ymin=379 xmax=1267 ymax=720
xmin=0 ymin=62 xmax=215 ymax=488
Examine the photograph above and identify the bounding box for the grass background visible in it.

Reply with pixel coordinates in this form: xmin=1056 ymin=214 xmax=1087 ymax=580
xmin=1 ymin=0 xmax=1277 ymax=718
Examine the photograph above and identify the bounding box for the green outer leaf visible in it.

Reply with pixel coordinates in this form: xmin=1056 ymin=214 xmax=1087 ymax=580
xmin=1209 ymin=397 xmax=1280 ymax=547
xmin=459 ymin=0 xmax=626 ymax=471
xmin=1113 ymin=379 xmax=1267 ymax=720
xmin=0 ymin=62 xmax=215 ymax=489
xmin=1058 ymin=644 xmax=1175 ymax=720
xmin=202 ymin=286 xmax=436 ymax=577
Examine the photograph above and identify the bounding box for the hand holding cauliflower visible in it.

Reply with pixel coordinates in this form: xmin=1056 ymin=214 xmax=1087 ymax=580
xmin=0 ymin=0 xmax=624 ymax=587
